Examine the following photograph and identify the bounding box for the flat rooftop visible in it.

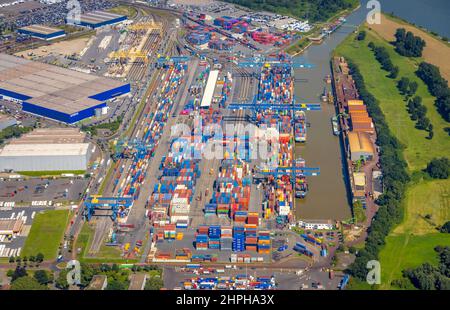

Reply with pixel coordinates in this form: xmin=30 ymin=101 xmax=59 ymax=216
xmin=79 ymin=10 xmax=126 ymax=24
xmin=10 ymin=128 xmax=86 ymax=144
xmin=0 ymin=218 xmax=23 ymax=234
xmin=0 ymin=53 xmax=127 ymax=114
xmin=128 ymin=273 xmax=147 ymax=290
xmin=0 ymin=143 xmax=89 ymax=157
xmin=19 ymin=24 xmax=63 ymax=35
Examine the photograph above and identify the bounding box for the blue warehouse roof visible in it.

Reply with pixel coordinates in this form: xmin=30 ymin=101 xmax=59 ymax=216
xmin=0 ymin=54 xmax=130 ymax=123
xmin=66 ymin=10 xmax=127 ymax=28
xmin=18 ymin=24 xmax=66 ymax=40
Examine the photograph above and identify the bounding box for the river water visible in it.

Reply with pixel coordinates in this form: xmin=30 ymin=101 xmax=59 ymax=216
xmin=293 ymin=0 xmax=449 ymax=220
xmin=378 ymin=0 xmax=450 ymax=38
xmin=293 ymin=1 xmax=369 ymax=220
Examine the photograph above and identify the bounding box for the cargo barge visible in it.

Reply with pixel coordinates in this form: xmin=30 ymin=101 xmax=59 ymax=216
xmin=294 ymin=158 xmax=308 ymax=199
xmin=331 ymin=116 xmax=340 ymax=135
xmin=294 ymin=110 xmax=307 ymax=142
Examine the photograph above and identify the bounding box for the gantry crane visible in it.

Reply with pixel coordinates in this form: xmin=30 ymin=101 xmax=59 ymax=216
xmin=84 ymin=195 xmax=133 ymax=221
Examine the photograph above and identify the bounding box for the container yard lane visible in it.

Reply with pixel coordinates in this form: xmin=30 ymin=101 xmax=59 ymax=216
xmin=87 ymin=21 xmax=184 ymax=255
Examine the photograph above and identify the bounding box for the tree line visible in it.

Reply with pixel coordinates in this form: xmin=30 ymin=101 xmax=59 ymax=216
xmin=394 ymin=28 xmax=426 ymax=57
xmin=345 ymin=60 xmax=409 ymax=281
xmin=416 ymin=62 xmax=450 ymax=125
xmin=368 ymin=42 xmax=398 ymax=79
xmin=396 ymin=76 xmax=434 ymax=138
xmin=224 ymin=0 xmax=357 ymax=23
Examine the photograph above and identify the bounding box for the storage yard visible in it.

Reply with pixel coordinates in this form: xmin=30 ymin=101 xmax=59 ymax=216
xmin=0 ymin=0 xmax=374 ymax=291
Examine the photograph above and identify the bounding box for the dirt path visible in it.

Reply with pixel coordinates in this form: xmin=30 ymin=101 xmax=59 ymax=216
xmin=370 ymin=14 xmax=450 ymax=81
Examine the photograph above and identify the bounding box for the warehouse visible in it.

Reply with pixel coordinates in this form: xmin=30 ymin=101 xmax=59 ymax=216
xmin=0 ymin=54 xmax=130 ymax=123
xmin=66 ymin=10 xmax=127 ymax=29
xmin=297 ymin=220 xmax=334 ymax=230
xmin=347 ymin=131 xmax=375 ymax=162
xmin=0 ymin=114 xmax=17 ymax=131
xmin=0 ymin=218 xmax=24 ymax=235
xmin=200 ymin=70 xmax=219 ymax=108
xmin=0 ymin=128 xmax=93 ymax=172
xmin=18 ymin=24 xmax=66 ymax=41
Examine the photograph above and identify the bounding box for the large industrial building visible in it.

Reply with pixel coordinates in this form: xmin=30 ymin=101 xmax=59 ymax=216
xmin=0 ymin=114 xmax=17 ymax=131
xmin=66 ymin=10 xmax=127 ymax=29
xmin=18 ymin=25 xmax=66 ymax=41
xmin=347 ymin=131 xmax=375 ymax=162
xmin=0 ymin=128 xmax=93 ymax=172
xmin=0 ymin=54 xmax=130 ymax=123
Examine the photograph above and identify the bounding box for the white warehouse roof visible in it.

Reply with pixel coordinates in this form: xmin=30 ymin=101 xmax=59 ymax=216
xmin=0 ymin=143 xmax=89 ymax=157
xmin=200 ymin=70 xmax=219 ymax=108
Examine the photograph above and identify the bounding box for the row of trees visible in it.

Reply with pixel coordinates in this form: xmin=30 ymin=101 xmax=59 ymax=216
xmin=407 ymin=96 xmax=434 ymax=137
xmin=397 ymin=77 xmax=418 ymax=97
xmin=416 ymin=62 xmax=450 ymax=123
xmin=402 ymin=246 xmax=450 ymax=290
xmin=426 ymin=157 xmax=449 ymax=179
xmin=368 ymin=42 xmax=398 ymax=79
xmin=9 ymin=253 xmax=45 ymax=265
xmin=345 ymin=61 xmax=409 ymax=281
xmin=55 ymin=263 xmax=163 ymax=290
xmin=7 ymin=266 xmax=51 ymax=290
xmin=0 ymin=126 xmax=33 ymax=145
xmin=224 ymin=0 xmax=357 ymax=23
xmin=394 ymin=28 xmax=426 ymax=57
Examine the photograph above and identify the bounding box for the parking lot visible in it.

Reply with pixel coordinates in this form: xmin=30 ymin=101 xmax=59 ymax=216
xmin=0 ymin=178 xmax=88 ymax=203
xmin=0 ymin=206 xmax=51 ymax=258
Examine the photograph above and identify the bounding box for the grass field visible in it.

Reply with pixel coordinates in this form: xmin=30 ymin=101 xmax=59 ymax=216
xmin=19 ymin=170 xmax=85 ymax=177
xmin=22 ymin=210 xmax=69 ymax=260
xmin=394 ymin=179 xmax=450 ymax=235
xmin=108 ymin=5 xmax=138 ymax=19
xmin=370 ymin=14 xmax=450 ymax=81
xmin=75 ymin=222 xmax=124 ymax=263
xmin=334 ymin=28 xmax=450 ymax=172
xmin=378 ymin=233 xmax=450 ymax=289
xmin=334 ymin=19 xmax=450 ymax=290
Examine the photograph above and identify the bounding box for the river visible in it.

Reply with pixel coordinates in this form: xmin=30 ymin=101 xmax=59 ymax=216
xmin=293 ymin=1 xmax=369 ymax=220
xmin=378 ymin=0 xmax=450 ymax=38
xmin=293 ymin=0 xmax=449 ymax=220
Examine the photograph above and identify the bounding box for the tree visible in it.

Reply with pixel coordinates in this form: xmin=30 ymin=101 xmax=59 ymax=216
xmin=36 ymin=253 xmax=44 ymax=263
xmin=357 ymin=31 xmax=366 ymax=41
xmin=10 ymin=276 xmax=48 ymax=290
xmin=394 ymin=28 xmax=426 ymax=57
xmin=144 ymin=276 xmax=164 ymax=290
xmin=408 ymin=81 xmax=418 ymax=96
xmin=34 ymin=270 xmax=51 ymax=285
xmin=426 ymin=158 xmax=450 ymax=179
xmin=440 ymin=221 xmax=450 ymax=233
xmin=398 ymin=77 xmax=410 ymax=94
xmin=388 ymin=65 xmax=399 ymax=79
xmin=106 ymin=279 xmax=127 ymax=290
xmin=11 ymin=266 xmax=28 ymax=281
xmin=55 ymin=270 xmax=69 ymax=290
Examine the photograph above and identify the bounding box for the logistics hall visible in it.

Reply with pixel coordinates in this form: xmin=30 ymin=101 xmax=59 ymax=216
xmin=0 ymin=53 xmax=130 ymax=123
xmin=66 ymin=10 xmax=127 ymax=29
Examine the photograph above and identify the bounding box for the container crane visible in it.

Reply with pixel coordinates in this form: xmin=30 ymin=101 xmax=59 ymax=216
xmin=84 ymin=195 xmax=133 ymax=221
xmin=114 ymin=138 xmax=154 ymax=160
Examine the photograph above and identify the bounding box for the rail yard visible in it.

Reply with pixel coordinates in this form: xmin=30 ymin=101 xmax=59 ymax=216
xmin=0 ymin=0 xmax=384 ymax=292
